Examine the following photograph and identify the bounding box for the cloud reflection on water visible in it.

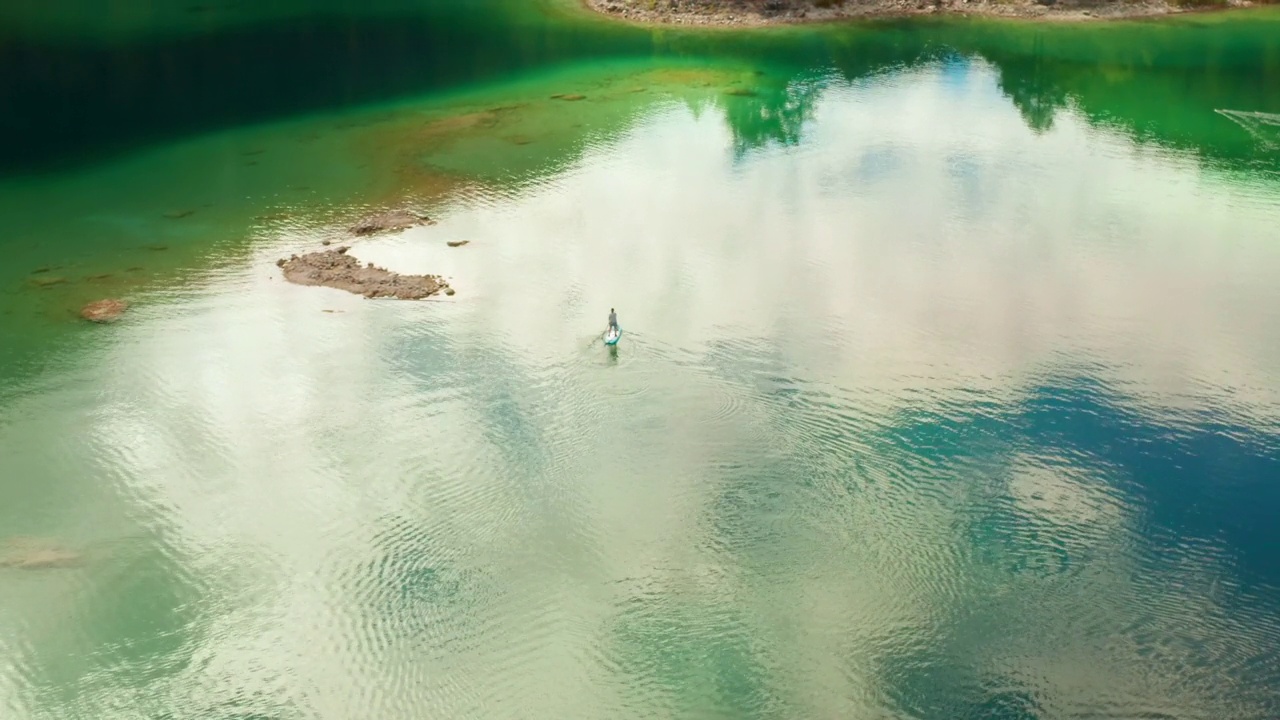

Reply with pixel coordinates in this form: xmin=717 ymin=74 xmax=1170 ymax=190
xmin=1 ymin=59 xmax=1278 ymax=718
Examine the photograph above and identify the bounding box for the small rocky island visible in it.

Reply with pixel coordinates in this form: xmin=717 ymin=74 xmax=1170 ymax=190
xmin=586 ymin=0 xmax=1253 ymax=24
xmin=277 ymin=246 xmax=452 ymax=300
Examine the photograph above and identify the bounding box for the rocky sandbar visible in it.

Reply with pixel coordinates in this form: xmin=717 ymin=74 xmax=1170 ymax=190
xmin=277 ymin=247 xmax=451 ymax=300
xmin=585 ymin=0 xmax=1254 ymax=25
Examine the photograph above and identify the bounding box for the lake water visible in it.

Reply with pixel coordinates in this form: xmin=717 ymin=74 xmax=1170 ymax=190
xmin=2 ymin=2 xmax=1280 ymax=718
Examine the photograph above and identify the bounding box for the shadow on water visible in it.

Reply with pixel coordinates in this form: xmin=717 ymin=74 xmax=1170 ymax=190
xmin=0 ymin=3 xmax=655 ymax=174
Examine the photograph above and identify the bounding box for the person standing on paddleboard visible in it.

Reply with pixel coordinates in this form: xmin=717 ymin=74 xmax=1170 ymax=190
xmin=607 ymin=308 xmax=619 ymax=334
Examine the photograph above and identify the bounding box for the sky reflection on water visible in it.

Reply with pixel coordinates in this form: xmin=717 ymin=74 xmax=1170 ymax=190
xmin=1 ymin=32 xmax=1279 ymax=720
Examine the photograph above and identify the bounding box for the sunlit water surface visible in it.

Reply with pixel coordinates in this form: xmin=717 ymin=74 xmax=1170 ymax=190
xmin=2 ymin=12 xmax=1280 ymax=720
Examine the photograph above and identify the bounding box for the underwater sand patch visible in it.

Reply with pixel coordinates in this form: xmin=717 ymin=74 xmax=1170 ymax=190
xmin=0 ymin=538 xmax=83 ymax=570
xmin=346 ymin=107 xmax=509 ymax=207
xmin=421 ymin=111 xmax=502 ymax=137
xmin=370 ymin=105 xmax=529 ymax=159
xmin=641 ymin=68 xmax=732 ymax=86
xmin=373 ymin=162 xmax=484 ymax=212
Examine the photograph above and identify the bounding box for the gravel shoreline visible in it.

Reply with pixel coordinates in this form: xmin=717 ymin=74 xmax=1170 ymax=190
xmin=584 ymin=0 xmax=1256 ymax=26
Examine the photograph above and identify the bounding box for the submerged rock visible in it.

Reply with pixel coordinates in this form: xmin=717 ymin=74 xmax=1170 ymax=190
xmin=81 ymin=299 xmax=129 ymax=323
xmin=350 ymin=209 xmax=436 ymax=236
xmin=278 ymin=248 xmax=450 ymax=300
xmin=446 ymin=240 xmax=470 ymax=247
xmin=163 ymin=209 xmax=195 ymax=219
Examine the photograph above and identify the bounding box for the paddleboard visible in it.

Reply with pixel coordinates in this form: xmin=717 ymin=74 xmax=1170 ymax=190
xmin=604 ymin=327 xmax=621 ymax=345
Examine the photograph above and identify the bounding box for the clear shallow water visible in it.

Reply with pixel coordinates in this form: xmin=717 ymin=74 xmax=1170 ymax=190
xmin=2 ymin=4 xmax=1280 ymax=719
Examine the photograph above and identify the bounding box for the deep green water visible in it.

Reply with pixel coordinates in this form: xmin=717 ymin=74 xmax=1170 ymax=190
xmin=2 ymin=2 xmax=1280 ymax=718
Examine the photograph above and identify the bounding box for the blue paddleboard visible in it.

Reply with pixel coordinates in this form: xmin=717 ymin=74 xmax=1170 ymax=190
xmin=604 ymin=327 xmax=622 ymax=345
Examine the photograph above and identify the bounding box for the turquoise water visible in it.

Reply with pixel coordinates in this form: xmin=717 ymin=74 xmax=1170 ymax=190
xmin=1 ymin=2 xmax=1280 ymax=718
